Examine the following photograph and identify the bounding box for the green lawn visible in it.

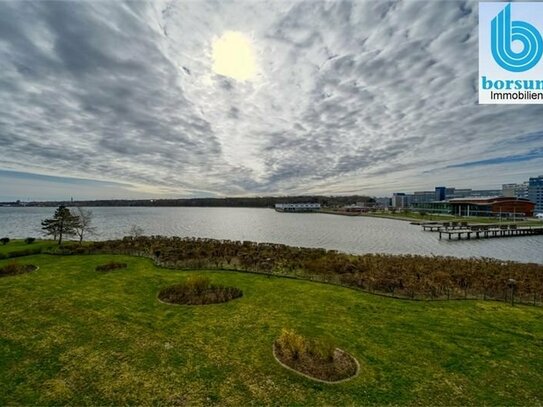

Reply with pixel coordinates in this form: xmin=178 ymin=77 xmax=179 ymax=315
xmin=1 ymin=253 xmax=542 ymax=405
xmin=0 ymin=239 xmax=56 ymax=256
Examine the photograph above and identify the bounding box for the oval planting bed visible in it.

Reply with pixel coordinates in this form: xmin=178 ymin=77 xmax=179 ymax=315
xmin=158 ymin=276 xmax=243 ymax=305
xmin=95 ymin=262 xmax=128 ymax=272
xmin=0 ymin=262 xmax=38 ymax=277
xmin=273 ymin=329 xmax=359 ymax=383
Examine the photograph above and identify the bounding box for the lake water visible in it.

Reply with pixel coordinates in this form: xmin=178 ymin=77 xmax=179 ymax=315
xmin=0 ymin=206 xmax=542 ymax=263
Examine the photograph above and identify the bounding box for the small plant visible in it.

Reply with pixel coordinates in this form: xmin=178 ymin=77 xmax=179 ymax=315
xmin=276 ymin=329 xmax=334 ymax=362
xmin=274 ymin=328 xmax=357 ymax=382
xmin=276 ymin=329 xmax=308 ymax=360
xmin=0 ymin=237 xmax=9 ymax=246
xmin=185 ymin=275 xmax=211 ymax=294
xmin=24 ymin=237 xmax=36 ymax=244
xmin=95 ymin=262 xmax=128 ymax=272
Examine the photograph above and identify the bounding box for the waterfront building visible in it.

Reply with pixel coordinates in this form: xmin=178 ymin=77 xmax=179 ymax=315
xmin=448 ymin=197 xmax=534 ymax=217
xmin=412 ymin=191 xmax=435 ymax=204
xmin=412 ymin=197 xmax=534 ymax=217
xmin=528 ymin=176 xmax=543 ymax=214
xmin=392 ymin=193 xmax=412 ymax=208
xmin=435 ymin=186 xmax=446 ymax=201
xmin=502 ymin=182 xmax=529 ymax=199
xmin=411 ymin=201 xmax=452 ymax=214
xmin=375 ymin=197 xmax=391 ymax=208
xmin=435 ymin=186 xmax=501 ymax=201
xmin=275 ymin=203 xmax=321 ymax=212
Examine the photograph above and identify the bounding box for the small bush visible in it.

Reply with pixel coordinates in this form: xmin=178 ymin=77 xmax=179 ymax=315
xmin=24 ymin=237 xmax=36 ymax=244
xmin=0 ymin=262 xmax=36 ymax=277
xmin=274 ymin=328 xmax=357 ymax=382
xmin=276 ymin=329 xmax=334 ymax=361
xmin=185 ymin=275 xmax=211 ymax=294
xmin=95 ymin=262 xmax=128 ymax=272
xmin=0 ymin=237 xmax=9 ymax=246
xmin=158 ymin=277 xmax=242 ymax=305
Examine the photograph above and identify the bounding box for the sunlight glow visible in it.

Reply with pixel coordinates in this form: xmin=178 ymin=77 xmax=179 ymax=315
xmin=212 ymin=31 xmax=256 ymax=81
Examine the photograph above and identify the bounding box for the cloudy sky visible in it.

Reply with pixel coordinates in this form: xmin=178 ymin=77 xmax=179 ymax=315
xmin=0 ymin=0 xmax=542 ymax=201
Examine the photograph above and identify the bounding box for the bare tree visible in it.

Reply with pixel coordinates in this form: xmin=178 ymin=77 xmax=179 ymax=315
xmin=75 ymin=207 xmax=97 ymax=244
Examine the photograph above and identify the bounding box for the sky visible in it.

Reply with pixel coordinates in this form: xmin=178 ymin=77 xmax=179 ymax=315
xmin=0 ymin=0 xmax=542 ymax=201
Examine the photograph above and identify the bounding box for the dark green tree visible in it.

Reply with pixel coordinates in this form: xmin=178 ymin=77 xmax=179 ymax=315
xmin=41 ymin=205 xmax=80 ymax=245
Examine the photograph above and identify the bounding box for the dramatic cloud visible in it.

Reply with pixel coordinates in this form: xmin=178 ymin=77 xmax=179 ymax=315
xmin=0 ymin=0 xmax=542 ymax=200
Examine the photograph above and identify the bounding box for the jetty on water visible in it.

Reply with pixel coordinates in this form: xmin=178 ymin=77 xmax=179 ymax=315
xmin=419 ymin=221 xmax=543 ymax=240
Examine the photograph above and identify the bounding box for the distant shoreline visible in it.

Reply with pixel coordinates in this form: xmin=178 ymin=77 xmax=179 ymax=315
xmin=0 ymin=195 xmax=374 ymax=208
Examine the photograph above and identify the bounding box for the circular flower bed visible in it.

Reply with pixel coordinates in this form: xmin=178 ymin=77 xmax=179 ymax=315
xmin=0 ymin=262 xmax=38 ymax=277
xmin=273 ymin=329 xmax=359 ymax=383
xmin=158 ymin=276 xmax=243 ymax=305
xmin=95 ymin=262 xmax=128 ymax=272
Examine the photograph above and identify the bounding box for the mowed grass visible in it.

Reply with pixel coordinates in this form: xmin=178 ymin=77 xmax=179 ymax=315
xmin=0 ymin=239 xmax=56 ymax=256
xmin=0 ymin=254 xmax=542 ymax=405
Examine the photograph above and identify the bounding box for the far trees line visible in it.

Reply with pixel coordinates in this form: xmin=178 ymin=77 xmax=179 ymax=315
xmin=9 ymin=195 xmax=375 ymax=208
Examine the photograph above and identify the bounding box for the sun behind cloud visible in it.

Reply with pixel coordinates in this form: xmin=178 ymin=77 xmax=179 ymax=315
xmin=212 ymin=31 xmax=256 ymax=81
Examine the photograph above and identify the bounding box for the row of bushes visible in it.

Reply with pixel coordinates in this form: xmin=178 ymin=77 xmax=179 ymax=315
xmin=3 ymin=235 xmax=542 ymax=306
xmin=0 ymin=247 xmax=43 ymax=260
xmin=1 ymin=237 xmax=36 ymax=245
xmin=78 ymin=236 xmax=543 ymax=306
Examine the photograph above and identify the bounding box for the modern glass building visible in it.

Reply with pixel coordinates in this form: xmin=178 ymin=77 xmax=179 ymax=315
xmin=528 ymin=176 xmax=543 ymax=214
xmin=412 ymin=197 xmax=535 ymax=217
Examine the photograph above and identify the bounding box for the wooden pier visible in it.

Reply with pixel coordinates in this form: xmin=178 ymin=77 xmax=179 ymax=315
xmin=419 ymin=221 xmax=543 ymax=240
xmin=438 ymin=225 xmax=543 ymax=240
xmin=421 ymin=221 xmax=469 ymax=231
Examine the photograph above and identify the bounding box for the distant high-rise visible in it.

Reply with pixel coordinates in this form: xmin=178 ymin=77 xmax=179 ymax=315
xmin=435 ymin=186 xmax=446 ymax=201
xmin=528 ymin=176 xmax=543 ymax=214
xmin=502 ymin=182 xmax=529 ymax=199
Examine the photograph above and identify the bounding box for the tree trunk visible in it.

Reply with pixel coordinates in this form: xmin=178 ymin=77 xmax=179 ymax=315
xmin=58 ymin=219 xmax=64 ymax=245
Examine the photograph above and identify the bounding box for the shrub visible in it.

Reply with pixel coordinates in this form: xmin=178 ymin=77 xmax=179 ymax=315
xmin=7 ymin=247 xmax=43 ymax=258
xmin=158 ymin=277 xmax=242 ymax=305
xmin=185 ymin=275 xmax=211 ymax=294
xmin=0 ymin=237 xmax=9 ymax=246
xmin=0 ymin=262 xmax=36 ymax=277
xmin=24 ymin=237 xmax=36 ymax=244
xmin=276 ymin=329 xmax=334 ymax=361
xmin=274 ymin=328 xmax=357 ymax=382
xmin=276 ymin=329 xmax=307 ymax=360
xmin=82 ymin=236 xmax=543 ymax=305
xmin=95 ymin=262 xmax=128 ymax=272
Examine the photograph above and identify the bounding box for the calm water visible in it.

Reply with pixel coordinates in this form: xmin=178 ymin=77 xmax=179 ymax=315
xmin=1 ymin=206 xmax=542 ymax=263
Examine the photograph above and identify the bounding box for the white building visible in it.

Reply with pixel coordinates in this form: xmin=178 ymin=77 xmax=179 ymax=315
xmin=275 ymin=203 xmax=321 ymax=212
